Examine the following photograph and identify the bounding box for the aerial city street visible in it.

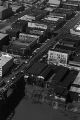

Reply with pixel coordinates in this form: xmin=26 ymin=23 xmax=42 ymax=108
xmin=1 ymin=0 xmax=80 ymax=120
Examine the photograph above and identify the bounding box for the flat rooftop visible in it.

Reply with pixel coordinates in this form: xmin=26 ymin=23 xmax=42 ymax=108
xmin=0 ymin=33 xmax=8 ymax=40
xmin=11 ymin=5 xmax=22 ymax=12
xmin=0 ymin=53 xmax=13 ymax=67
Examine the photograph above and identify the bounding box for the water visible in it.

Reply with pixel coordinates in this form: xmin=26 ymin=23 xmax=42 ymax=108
xmin=13 ymin=99 xmax=80 ymax=120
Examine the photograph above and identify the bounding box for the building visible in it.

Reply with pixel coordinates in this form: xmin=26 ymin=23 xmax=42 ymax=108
xmin=11 ymin=20 xmax=28 ymax=33
xmin=0 ymin=53 xmax=13 ymax=77
xmin=0 ymin=6 xmax=13 ymax=19
xmin=11 ymin=4 xmax=25 ymax=13
xmin=18 ymin=14 xmax=35 ymax=21
xmin=70 ymin=21 xmax=80 ymax=36
xmin=48 ymin=0 xmax=60 ymax=4
xmin=48 ymin=49 xmax=69 ymax=65
xmin=10 ymin=33 xmax=39 ymax=56
xmin=0 ymin=33 xmax=10 ymax=50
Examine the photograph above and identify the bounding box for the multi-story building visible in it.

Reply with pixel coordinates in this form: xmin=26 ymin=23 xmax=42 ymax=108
xmin=0 ymin=53 xmax=13 ymax=77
